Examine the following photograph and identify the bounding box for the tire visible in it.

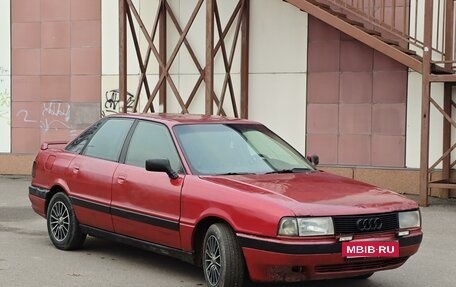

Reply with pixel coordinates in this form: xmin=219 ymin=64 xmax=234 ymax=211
xmin=202 ymin=223 xmax=245 ymax=287
xmin=47 ymin=192 xmax=86 ymax=250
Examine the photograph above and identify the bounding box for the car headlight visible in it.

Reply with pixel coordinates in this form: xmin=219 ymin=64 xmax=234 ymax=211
xmin=399 ymin=210 xmax=421 ymax=229
xmin=278 ymin=217 xmax=334 ymax=236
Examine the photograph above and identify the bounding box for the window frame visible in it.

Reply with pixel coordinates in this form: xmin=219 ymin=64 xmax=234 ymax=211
xmin=119 ymin=119 xmax=187 ymax=174
xmin=65 ymin=118 xmax=108 ymax=155
xmin=67 ymin=117 xmax=135 ymax=163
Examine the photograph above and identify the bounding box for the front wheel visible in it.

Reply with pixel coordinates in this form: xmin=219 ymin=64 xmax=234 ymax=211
xmin=47 ymin=192 xmax=86 ymax=250
xmin=202 ymin=223 xmax=245 ymax=287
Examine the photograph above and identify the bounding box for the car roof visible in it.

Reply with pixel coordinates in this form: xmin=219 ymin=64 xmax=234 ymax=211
xmin=106 ymin=113 xmax=259 ymax=126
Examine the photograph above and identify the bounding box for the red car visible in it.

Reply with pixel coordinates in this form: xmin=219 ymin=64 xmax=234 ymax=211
xmin=29 ymin=114 xmax=422 ymax=286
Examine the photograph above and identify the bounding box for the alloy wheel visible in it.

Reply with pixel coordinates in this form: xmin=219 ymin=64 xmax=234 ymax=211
xmin=49 ymin=201 xmax=70 ymax=241
xmin=204 ymin=234 xmax=222 ymax=286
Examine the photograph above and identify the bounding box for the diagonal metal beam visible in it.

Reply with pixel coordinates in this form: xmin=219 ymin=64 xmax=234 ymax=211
xmin=430 ymin=97 xmax=456 ymax=129
xmin=226 ymin=10 xmax=244 ymax=117
xmin=127 ymin=0 xmax=200 ymax=113
xmin=122 ymin=0 xmax=249 ymax=117
xmin=130 ymin=0 xmax=162 ymax=113
xmin=126 ymin=6 xmax=154 ymax=113
xmin=165 ymin=2 xmax=204 ymax=74
xmin=214 ymin=0 xmax=243 ymax=116
xmin=165 ymin=3 xmax=226 ymax=115
xmin=284 ymin=0 xmax=422 ymax=73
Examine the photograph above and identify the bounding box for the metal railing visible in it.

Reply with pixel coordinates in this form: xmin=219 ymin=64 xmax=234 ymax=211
xmin=326 ymin=0 xmax=455 ymax=70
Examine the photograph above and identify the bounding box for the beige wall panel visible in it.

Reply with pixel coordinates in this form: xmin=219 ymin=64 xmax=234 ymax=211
xmin=138 ymin=0 xmax=161 ymax=76
xmin=172 ymin=74 xmax=241 ymax=116
xmin=249 ymin=73 xmax=307 ymax=154
xmin=177 ymin=0 xmax=242 ymax=75
xmin=405 ymin=72 xmax=421 ymax=168
xmin=406 ymin=72 xmax=445 ymax=169
xmin=250 ymin=0 xmax=308 ymax=73
xmin=177 ymin=0 xmax=204 ymax=75
xmin=102 ymin=0 xmax=142 ymax=75
xmin=170 ymin=75 xmax=205 ymax=115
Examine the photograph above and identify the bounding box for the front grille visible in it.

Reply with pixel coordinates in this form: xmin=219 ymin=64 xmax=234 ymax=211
xmin=315 ymin=257 xmax=408 ymax=273
xmin=333 ymin=213 xmax=398 ymax=234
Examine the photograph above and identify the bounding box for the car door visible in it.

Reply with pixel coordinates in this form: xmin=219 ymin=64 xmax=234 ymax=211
xmin=111 ymin=120 xmax=184 ymax=248
xmin=66 ymin=118 xmax=134 ymax=232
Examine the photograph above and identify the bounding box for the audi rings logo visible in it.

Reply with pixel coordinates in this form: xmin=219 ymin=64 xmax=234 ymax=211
xmin=356 ymin=217 xmax=383 ymax=231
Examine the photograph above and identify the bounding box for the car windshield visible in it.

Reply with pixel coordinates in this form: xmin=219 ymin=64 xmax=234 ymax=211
xmin=173 ymin=123 xmax=314 ymax=175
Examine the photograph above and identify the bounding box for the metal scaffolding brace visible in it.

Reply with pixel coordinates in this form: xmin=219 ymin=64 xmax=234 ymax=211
xmin=118 ymin=0 xmax=250 ymax=118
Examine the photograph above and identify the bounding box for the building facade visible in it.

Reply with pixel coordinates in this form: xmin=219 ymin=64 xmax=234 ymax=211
xmin=1 ymin=0 xmax=455 ymax=197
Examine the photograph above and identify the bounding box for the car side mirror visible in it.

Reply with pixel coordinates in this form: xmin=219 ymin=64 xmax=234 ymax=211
xmin=145 ymin=159 xmax=179 ymax=179
xmin=307 ymin=154 xmax=319 ymax=166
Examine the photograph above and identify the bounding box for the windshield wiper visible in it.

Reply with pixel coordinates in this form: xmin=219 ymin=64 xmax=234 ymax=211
xmin=215 ymin=172 xmax=256 ymax=176
xmin=266 ymin=168 xmax=312 ymax=174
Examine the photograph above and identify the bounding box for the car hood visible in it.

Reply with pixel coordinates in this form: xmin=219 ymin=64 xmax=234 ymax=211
xmin=200 ymin=171 xmax=418 ymax=216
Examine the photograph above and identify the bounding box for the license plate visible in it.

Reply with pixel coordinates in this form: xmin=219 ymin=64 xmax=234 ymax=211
xmin=342 ymin=241 xmax=399 ymax=258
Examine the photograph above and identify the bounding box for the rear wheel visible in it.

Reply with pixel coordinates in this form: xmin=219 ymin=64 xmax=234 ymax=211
xmin=47 ymin=192 xmax=86 ymax=250
xmin=202 ymin=223 xmax=245 ymax=287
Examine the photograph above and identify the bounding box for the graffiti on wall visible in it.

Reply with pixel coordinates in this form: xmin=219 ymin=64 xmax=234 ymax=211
xmin=15 ymin=102 xmax=71 ymax=131
xmin=101 ymin=89 xmax=136 ymax=117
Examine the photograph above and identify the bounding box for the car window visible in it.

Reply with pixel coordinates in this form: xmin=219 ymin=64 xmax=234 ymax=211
xmin=125 ymin=121 xmax=183 ymax=173
xmin=83 ymin=118 xmax=134 ymax=162
xmin=242 ymin=130 xmax=304 ymax=167
xmin=65 ymin=120 xmax=106 ymax=154
xmin=174 ymin=124 xmax=313 ymax=175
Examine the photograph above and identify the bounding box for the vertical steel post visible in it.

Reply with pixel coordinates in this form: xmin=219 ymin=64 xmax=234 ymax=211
xmin=442 ymin=0 xmax=454 ymax=198
xmin=419 ymin=0 xmax=433 ymax=206
xmin=205 ymin=0 xmax=215 ymax=115
xmin=443 ymin=0 xmax=454 ymax=63
xmin=240 ymin=0 xmax=250 ymax=119
xmin=442 ymin=83 xmax=452 ymax=199
xmin=119 ymin=0 xmax=127 ymax=113
xmin=159 ymin=1 xmax=167 ymax=113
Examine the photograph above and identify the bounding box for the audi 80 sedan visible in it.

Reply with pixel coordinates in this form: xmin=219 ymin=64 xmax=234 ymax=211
xmin=29 ymin=114 xmax=422 ymax=287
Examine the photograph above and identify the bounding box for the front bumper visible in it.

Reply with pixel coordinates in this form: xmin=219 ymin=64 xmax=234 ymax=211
xmin=239 ymin=231 xmax=422 ymax=282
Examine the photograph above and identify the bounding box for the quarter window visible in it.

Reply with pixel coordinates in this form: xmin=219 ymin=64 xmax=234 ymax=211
xmin=125 ymin=121 xmax=183 ymax=172
xmin=65 ymin=120 xmax=105 ymax=154
xmin=83 ymin=118 xmax=134 ymax=162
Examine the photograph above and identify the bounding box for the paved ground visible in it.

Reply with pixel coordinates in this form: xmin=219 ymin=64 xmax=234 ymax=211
xmin=1 ymin=175 xmax=455 ymax=287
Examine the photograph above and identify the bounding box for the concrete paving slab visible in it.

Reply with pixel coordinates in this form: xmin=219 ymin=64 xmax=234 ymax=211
xmin=0 ymin=175 xmax=455 ymax=287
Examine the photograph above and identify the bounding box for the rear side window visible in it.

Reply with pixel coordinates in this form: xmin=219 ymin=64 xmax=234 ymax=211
xmin=66 ymin=120 xmax=105 ymax=154
xmin=83 ymin=118 xmax=134 ymax=162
